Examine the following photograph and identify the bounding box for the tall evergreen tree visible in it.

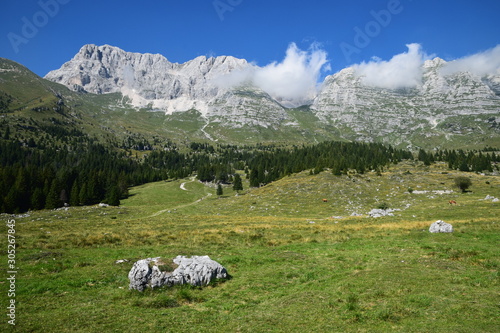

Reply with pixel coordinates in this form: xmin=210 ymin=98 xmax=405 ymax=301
xmin=14 ymin=168 xmax=29 ymax=212
xmin=106 ymin=185 xmax=121 ymax=206
xmin=45 ymin=180 xmax=60 ymax=210
xmin=4 ymin=187 xmax=20 ymax=213
xmin=216 ymin=183 xmax=223 ymax=197
xmin=232 ymin=173 xmax=243 ymax=193
xmin=79 ymin=182 xmax=89 ymax=206
xmin=70 ymin=181 xmax=80 ymax=206
xmin=31 ymin=188 xmax=45 ymax=210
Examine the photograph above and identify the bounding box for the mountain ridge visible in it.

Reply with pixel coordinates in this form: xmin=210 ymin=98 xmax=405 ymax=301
xmin=1 ymin=44 xmax=499 ymax=149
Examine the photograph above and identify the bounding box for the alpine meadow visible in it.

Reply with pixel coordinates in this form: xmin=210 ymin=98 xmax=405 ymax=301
xmin=1 ymin=4 xmax=500 ymax=330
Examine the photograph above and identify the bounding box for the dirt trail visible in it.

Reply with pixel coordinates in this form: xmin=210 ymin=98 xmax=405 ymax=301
xmin=148 ymin=177 xmax=212 ymax=218
xmin=180 ymin=176 xmax=196 ymax=191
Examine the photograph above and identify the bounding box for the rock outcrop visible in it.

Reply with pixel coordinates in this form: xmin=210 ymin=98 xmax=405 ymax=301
xmin=311 ymin=59 xmax=500 ymax=146
xmin=429 ymin=220 xmax=453 ymax=233
xmin=44 ymin=44 xmax=500 ymax=146
xmin=45 ymin=44 xmax=290 ymax=129
xmin=368 ymin=208 xmax=400 ymax=218
xmin=128 ymin=255 xmax=229 ymax=291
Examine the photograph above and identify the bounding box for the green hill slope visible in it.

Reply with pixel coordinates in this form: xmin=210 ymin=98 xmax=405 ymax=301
xmin=4 ymin=161 xmax=498 ymax=332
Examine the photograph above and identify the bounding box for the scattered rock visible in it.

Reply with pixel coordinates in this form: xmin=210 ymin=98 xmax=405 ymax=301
xmin=482 ymin=195 xmax=498 ymax=202
xmin=98 ymin=203 xmax=109 ymax=207
xmin=412 ymin=190 xmax=453 ymax=195
xmin=115 ymin=259 xmax=129 ymax=264
xmin=128 ymin=255 xmax=229 ymax=291
xmin=368 ymin=208 xmax=400 ymax=218
xmin=429 ymin=220 xmax=453 ymax=233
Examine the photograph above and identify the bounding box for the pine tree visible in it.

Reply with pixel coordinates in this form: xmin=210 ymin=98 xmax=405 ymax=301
xmin=4 ymin=187 xmax=20 ymax=213
xmin=117 ymin=172 xmax=129 ymax=198
xmin=332 ymin=161 xmax=342 ymax=176
xmin=14 ymin=168 xmax=29 ymax=212
xmin=106 ymin=185 xmax=121 ymax=206
xmin=216 ymin=183 xmax=223 ymax=197
xmin=232 ymin=174 xmax=243 ymax=193
xmin=31 ymin=188 xmax=45 ymax=210
xmin=3 ymin=126 xmax=10 ymax=140
xmin=79 ymin=182 xmax=89 ymax=206
xmin=249 ymin=169 xmax=260 ymax=187
xmin=458 ymin=160 xmax=470 ymax=172
xmin=70 ymin=181 xmax=80 ymax=206
xmin=45 ymin=180 xmax=60 ymax=209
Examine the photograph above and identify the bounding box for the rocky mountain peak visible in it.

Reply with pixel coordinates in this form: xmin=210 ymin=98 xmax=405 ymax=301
xmin=44 ymin=45 xmax=500 ymax=146
xmin=423 ymin=57 xmax=447 ymax=69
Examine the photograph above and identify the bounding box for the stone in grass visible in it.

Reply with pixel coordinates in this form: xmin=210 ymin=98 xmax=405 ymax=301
xmin=429 ymin=220 xmax=453 ymax=233
xmin=128 ymin=255 xmax=229 ymax=291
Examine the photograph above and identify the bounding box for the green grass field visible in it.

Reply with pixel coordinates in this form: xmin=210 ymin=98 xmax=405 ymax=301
xmin=1 ymin=162 xmax=499 ymax=332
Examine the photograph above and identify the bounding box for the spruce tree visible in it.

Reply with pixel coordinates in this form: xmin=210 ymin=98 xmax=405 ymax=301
xmin=45 ymin=180 xmax=60 ymax=209
xmin=14 ymin=168 xmax=29 ymax=212
xmin=79 ymin=183 xmax=89 ymax=206
xmin=249 ymin=169 xmax=260 ymax=187
xmin=216 ymin=183 xmax=223 ymax=197
xmin=31 ymin=188 xmax=45 ymax=210
xmin=70 ymin=181 xmax=80 ymax=206
xmin=4 ymin=188 xmax=20 ymax=213
xmin=3 ymin=126 xmax=10 ymax=140
xmin=106 ymin=185 xmax=121 ymax=206
xmin=232 ymin=174 xmax=243 ymax=193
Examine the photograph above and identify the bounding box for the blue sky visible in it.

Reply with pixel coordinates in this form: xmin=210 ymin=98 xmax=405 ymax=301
xmin=1 ymin=0 xmax=499 ymax=78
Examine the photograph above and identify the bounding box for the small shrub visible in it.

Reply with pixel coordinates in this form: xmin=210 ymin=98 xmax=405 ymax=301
xmin=377 ymin=202 xmax=390 ymax=210
xmin=454 ymin=176 xmax=472 ymax=193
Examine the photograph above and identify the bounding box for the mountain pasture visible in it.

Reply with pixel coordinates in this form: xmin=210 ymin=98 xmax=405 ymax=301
xmin=2 ymin=162 xmax=499 ymax=332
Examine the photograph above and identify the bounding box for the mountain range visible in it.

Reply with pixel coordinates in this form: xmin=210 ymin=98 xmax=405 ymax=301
xmin=2 ymin=44 xmax=500 ymax=149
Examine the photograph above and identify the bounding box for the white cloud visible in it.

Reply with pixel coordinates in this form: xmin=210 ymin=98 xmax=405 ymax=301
xmin=213 ymin=43 xmax=330 ymax=106
xmin=440 ymin=44 xmax=500 ymax=76
xmin=352 ymin=43 xmax=428 ymax=89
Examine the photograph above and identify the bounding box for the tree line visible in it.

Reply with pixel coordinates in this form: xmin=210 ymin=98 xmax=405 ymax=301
xmin=417 ymin=148 xmax=499 ymax=172
xmin=0 ymin=141 xmax=165 ymax=213
xmin=1 ymin=135 xmax=497 ymax=213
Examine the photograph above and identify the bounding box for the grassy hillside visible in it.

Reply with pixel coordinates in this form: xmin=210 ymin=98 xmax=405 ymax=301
xmin=1 ymin=161 xmax=498 ymax=332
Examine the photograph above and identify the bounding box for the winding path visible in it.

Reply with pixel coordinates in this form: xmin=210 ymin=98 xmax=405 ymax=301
xmin=148 ymin=176 xmax=212 ymax=218
xmin=201 ymin=117 xmax=216 ymax=142
xmin=180 ymin=176 xmax=196 ymax=191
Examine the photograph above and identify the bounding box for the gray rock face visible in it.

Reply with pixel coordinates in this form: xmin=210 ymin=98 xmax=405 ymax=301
xmin=128 ymin=258 xmax=157 ymax=292
xmin=45 ymin=44 xmax=291 ymax=129
xmin=311 ymin=60 xmax=500 ymax=145
xmin=429 ymin=220 xmax=453 ymax=233
xmin=45 ymin=44 xmax=500 ymax=144
xmin=128 ymin=255 xmax=229 ymax=291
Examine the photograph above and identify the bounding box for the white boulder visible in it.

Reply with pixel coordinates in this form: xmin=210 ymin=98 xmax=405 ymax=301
xmin=128 ymin=255 xmax=229 ymax=291
xmin=429 ymin=220 xmax=453 ymax=233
